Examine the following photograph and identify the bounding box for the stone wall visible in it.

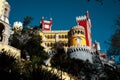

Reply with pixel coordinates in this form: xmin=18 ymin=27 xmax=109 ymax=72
xmin=0 ymin=42 xmax=21 ymax=59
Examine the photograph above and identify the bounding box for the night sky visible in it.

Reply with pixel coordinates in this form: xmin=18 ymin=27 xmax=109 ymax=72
xmin=7 ymin=0 xmax=120 ymax=51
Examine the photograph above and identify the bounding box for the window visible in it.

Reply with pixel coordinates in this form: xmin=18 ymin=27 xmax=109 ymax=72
xmin=62 ymin=35 xmax=64 ymax=38
xmin=76 ymin=37 xmax=81 ymax=43
xmin=4 ymin=8 xmax=8 ymax=16
xmin=47 ymin=35 xmax=50 ymax=39
xmin=59 ymin=35 xmax=61 ymax=38
xmin=78 ymin=31 xmax=80 ymax=34
xmin=65 ymin=35 xmax=68 ymax=38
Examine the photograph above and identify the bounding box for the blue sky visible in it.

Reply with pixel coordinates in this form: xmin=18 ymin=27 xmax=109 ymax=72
xmin=7 ymin=0 xmax=120 ymax=51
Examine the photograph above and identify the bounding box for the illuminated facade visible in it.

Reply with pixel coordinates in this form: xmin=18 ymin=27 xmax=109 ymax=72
xmin=40 ymin=11 xmax=92 ymax=52
xmin=0 ymin=0 xmax=20 ymax=59
xmin=0 ymin=0 xmax=10 ymax=24
xmin=0 ymin=0 xmax=11 ymax=44
xmin=40 ymin=17 xmax=68 ymax=51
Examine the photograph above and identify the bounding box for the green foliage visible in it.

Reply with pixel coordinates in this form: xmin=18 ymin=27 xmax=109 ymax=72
xmin=0 ymin=50 xmax=60 ymax=80
xmin=108 ymin=17 xmax=120 ymax=56
xmin=0 ymin=51 xmax=16 ymax=71
xmin=0 ymin=51 xmax=21 ymax=80
xmin=10 ymin=27 xmax=48 ymax=61
xmin=23 ymin=16 xmax=33 ymax=29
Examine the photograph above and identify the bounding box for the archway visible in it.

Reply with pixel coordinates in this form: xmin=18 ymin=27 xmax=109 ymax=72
xmin=0 ymin=23 xmax=5 ymax=41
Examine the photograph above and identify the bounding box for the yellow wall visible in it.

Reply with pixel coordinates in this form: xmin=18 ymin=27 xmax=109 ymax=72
xmin=70 ymin=34 xmax=86 ymax=46
xmin=40 ymin=30 xmax=68 ymax=51
xmin=0 ymin=0 xmax=4 ymax=15
xmin=40 ymin=26 xmax=87 ymax=51
xmin=68 ymin=26 xmax=86 ymax=47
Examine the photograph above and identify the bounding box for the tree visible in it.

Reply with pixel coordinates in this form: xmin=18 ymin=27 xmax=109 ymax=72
xmin=51 ymin=41 xmax=66 ymax=67
xmin=107 ymin=17 xmax=120 ymax=56
xmin=23 ymin=16 xmax=33 ymax=29
xmin=0 ymin=50 xmax=21 ymax=80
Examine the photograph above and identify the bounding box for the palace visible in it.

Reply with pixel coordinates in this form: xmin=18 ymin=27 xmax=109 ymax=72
xmin=40 ymin=17 xmax=69 ymax=52
xmin=0 ymin=0 xmax=107 ymax=63
xmin=41 ymin=11 xmax=108 ymax=65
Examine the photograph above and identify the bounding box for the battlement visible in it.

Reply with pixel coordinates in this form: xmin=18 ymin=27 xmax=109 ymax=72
xmin=71 ymin=25 xmax=84 ymax=30
xmin=67 ymin=46 xmax=96 ymax=63
xmin=67 ymin=46 xmax=95 ymax=54
xmin=76 ymin=15 xmax=87 ymax=21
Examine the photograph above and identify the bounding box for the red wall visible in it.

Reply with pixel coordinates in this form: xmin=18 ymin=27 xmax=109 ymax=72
xmin=77 ymin=20 xmax=90 ymax=46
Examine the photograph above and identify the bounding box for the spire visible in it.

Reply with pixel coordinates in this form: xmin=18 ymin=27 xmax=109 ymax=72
xmin=50 ymin=17 xmax=52 ymax=20
xmin=86 ymin=10 xmax=90 ymax=20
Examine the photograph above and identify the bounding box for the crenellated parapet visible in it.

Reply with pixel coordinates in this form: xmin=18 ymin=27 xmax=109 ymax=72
xmin=67 ymin=46 xmax=96 ymax=63
xmin=69 ymin=25 xmax=85 ymax=36
xmin=76 ymin=15 xmax=87 ymax=21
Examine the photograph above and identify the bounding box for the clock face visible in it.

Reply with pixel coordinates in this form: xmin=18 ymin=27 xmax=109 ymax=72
xmin=76 ymin=37 xmax=81 ymax=43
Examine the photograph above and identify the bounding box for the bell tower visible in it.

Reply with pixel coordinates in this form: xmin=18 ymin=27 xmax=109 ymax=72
xmin=0 ymin=0 xmax=11 ymax=44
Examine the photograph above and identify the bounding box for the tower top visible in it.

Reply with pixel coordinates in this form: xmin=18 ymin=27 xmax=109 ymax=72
xmin=0 ymin=0 xmax=10 ymax=24
xmin=76 ymin=11 xmax=92 ymax=47
xmin=76 ymin=11 xmax=90 ymax=21
xmin=40 ymin=17 xmax=52 ymax=31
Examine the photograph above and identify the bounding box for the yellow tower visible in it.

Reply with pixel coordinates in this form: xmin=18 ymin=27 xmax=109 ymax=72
xmin=68 ymin=26 xmax=86 ymax=47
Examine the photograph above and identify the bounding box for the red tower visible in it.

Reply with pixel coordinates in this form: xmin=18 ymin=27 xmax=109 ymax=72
xmin=40 ymin=17 xmax=52 ymax=31
xmin=76 ymin=11 xmax=92 ymax=47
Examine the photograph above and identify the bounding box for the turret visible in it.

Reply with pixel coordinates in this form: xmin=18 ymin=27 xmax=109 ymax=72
xmin=94 ymin=41 xmax=101 ymax=51
xmin=76 ymin=11 xmax=92 ymax=47
xmin=68 ymin=26 xmax=86 ymax=47
xmin=0 ymin=0 xmax=10 ymax=24
xmin=40 ymin=17 xmax=52 ymax=31
xmin=13 ymin=21 xmax=23 ymax=32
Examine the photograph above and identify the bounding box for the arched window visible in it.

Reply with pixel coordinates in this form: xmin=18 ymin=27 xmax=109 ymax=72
xmin=47 ymin=43 xmax=50 ymax=47
xmin=65 ymin=35 xmax=68 ymax=38
xmin=58 ymin=35 xmax=60 ymax=38
xmin=75 ymin=30 xmax=77 ymax=34
xmin=47 ymin=35 xmax=50 ymax=39
xmin=50 ymin=43 xmax=52 ymax=47
xmin=50 ymin=35 xmax=52 ymax=39
xmin=53 ymin=35 xmax=55 ymax=38
xmin=78 ymin=31 xmax=80 ymax=34
xmin=62 ymin=35 xmax=64 ymax=38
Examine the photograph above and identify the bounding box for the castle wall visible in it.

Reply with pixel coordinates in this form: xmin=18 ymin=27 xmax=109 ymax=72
xmin=0 ymin=42 xmax=21 ymax=59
